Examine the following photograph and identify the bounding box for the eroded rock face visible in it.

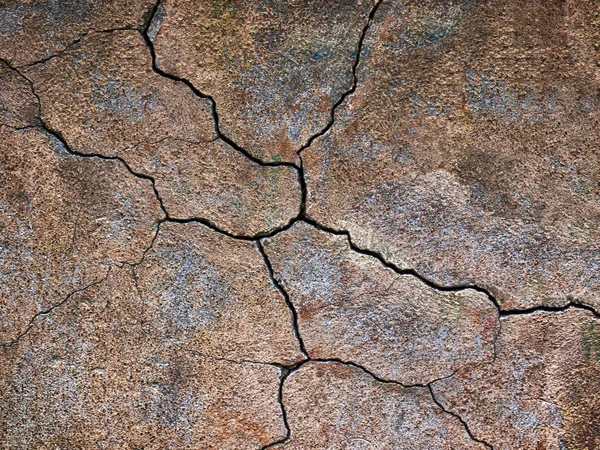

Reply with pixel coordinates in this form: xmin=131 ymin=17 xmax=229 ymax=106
xmin=0 ymin=267 xmax=286 ymax=449
xmin=136 ymin=221 xmax=303 ymax=365
xmin=263 ymin=221 xmax=498 ymax=385
xmin=26 ymin=30 xmax=301 ymax=236
xmin=303 ymin=0 xmax=600 ymax=310
xmin=276 ymin=362 xmax=485 ymax=449
xmin=151 ymin=0 xmax=375 ymax=163
xmin=432 ymin=309 xmax=600 ymax=450
xmin=0 ymin=0 xmax=155 ymax=66
xmin=0 ymin=62 xmax=38 ymax=128
xmin=0 ymin=126 xmax=162 ymax=344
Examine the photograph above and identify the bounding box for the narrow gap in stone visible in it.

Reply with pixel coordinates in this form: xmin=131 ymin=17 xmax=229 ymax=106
xmin=261 ymin=367 xmax=293 ymax=449
xmin=427 ymin=385 xmax=495 ymax=450
xmin=1 ymin=268 xmax=112 ymax=348
xmin=140 ymin=1 xmax=301 ymax=172
xmin=296 ymin=0 xmax=385 ymax=157
xmin=256 ymin=241 xmax=308 ymax=358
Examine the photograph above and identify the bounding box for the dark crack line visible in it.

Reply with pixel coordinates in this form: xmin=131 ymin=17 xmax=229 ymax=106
xmin=140 ymin=1 xmax=301 ymax=171
xmin=261 ymin=366 xmax=293 ymax=449
xmin=256 ymin=241 xmax=308 ymax=358
xmin=1 ymin=268 xmax=111 ymax=348
xmin=295 ymin=0 xmax=384 ymax=157
xmin=427 ymin=385 xmax=495 ymax=450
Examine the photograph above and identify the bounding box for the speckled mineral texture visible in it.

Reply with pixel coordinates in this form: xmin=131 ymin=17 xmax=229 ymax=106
xmin=263 ymin=221 xmax=498 ymax=385
xmin=2 ymin=0 xmax=599 ymax=448
xmin=150 ymin=0 xmax=375 ymax=163
xmin=0 ymin=267 xmax=286 ymax=449
xmin=275 ymin=362 xmax=486 ymax=449
xmin=136 ymin=221 xmax=303 ymax=365
xmin=0 ymin=62 xmax=38 ymax=128
xmin=432 ymin=309 xmax=600 ymax=450
xmin=25 ymin=30 xmax=301 ymax=236
xmin=0 ymin=125 xmax=162 ymax=345
xmin=303 ymin=0 xmax=600 ymax=310
xmin=0 ymin=0 xmax=155 ymax=66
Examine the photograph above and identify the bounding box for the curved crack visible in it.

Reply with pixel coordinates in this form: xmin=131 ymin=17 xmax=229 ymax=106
xmin=427 ymin=385 xmax=495 ymax=450
xmin=296 ymin=0 xmax=384 ymax=156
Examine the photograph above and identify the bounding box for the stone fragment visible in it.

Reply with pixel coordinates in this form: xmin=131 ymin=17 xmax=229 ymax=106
xmin=26 ymin=30 xmax=302 ymax=236
xmin=0 ymin=125 xmax=162 ymax=344
xmin=0 ymin=267 xmax=286 ymax=449
xmin=0 ymin=62 xmax=38 ymax=128
xmin=275 ymin=362 xmax=485 ymax=449
xmin=151 ymin=0 xmax=375 ymax=163
xmin=122 ymin=138 xmax=301 ymax=236
xmin=432 ymin=309 xmax=600 ymax=450
xmin=303 ymin=0 xmax=600 ymax=310
xmin=136 ymin=221 xmax=303 ymax=365
xmin=0 ymin=0 xmax=155 ymax=66
xmin=262 ymin=222 xmax=498 ymax=385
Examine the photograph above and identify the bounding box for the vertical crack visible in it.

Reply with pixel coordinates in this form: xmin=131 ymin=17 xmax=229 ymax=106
xmin=256 ymin=240 xmax=308 ymax=359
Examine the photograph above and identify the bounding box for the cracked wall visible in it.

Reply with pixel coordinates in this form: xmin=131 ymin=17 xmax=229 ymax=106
xmin=0 ymin=0 xmax=599 ymax=449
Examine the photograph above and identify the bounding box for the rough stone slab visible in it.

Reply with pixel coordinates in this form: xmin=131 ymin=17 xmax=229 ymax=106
xmin=263 ymin=222 xmax=498 ymax=385
xmin=0 ymin=0 xmax=155 ymax=66
xmin=25 ymin=30 xmax=302 ymax=236
xmin=0 ymin=267 xmax=286 ymax=449
xmin=432 ymin=309 xmax=600 ymax=450
xmin=136 ymin=221 xmax=304 ymax=366
xmin=303 ymin=0 xmax=600 ymax=310
xmin=0 ymin=126 xmax=162 ymax=344
xmin=274 ymin=361 xmax=485 ymax=449
xmin=0 ymin=62 xmax=38 ymax=128
xmin=151 ymin=0 xmax=375 ymax=163
xmin=122 ymin=138 xmax=301 ymax=236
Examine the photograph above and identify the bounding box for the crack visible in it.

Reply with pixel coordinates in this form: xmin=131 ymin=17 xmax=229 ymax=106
xmin=140 ymin=1 xmax=302 ymax=171
xmin=427 ymin=385 xmax=495 ymax=450
xmin=1 ymin=268 xmax=112 ymax=348
xmin=15 ymin=27 xmax=138 ymax=69
xmin=296 ymin=0 xmax=384 ymax=157
xmin=256 ymin=241 xmax=308 ymax=359
xmin=499 ymin=302 xmax=600 ymax=319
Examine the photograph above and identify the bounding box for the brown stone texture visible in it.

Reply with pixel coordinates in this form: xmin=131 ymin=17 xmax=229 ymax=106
xmin=1 ymin=0 xmax=599 ymax=447
xmin=0 ymin=267 xmax=285 ymax=449
xmin=0 ymin=0 xmax=155 ymax=66
xmin=151 ymin=0 xmax=375 ymax=163
xmin=432 ymin=309 xmax=600 ymax=450
xmin=136 ymin=221 xmax=303 ymax=365
xmin=0 ymin=125 xmax=162 ymax=345
xmin=25 ymin=30 xmax=301 ymax=236
xmin=0 ymin=61 xmax=38 ymax=128
xmin=275 ymin=361 xmax=485 ymax=449
xmin=263 ymin=221 xmax=498 ymax=385
xmin=304 ymin=0 xmax=600 ymax=310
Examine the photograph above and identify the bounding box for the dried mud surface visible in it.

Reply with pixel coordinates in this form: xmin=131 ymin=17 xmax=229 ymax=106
xmin=1 ymin=0 xmax=599 ymax=448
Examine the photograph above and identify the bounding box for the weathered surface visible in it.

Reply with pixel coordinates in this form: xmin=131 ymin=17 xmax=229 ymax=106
xmin=151 ymin=0 xmax=375 ymax=163
xmin=0 ymin=267 xmax=286 ymax=449
xmin=136 ymin=221 xmax=303 ymax=365
xmin=275 ymin=362 xmax=485 ymax=449
xmin=432 ymin=309 xmax=600 ymax=450
xmin=303 ymin=0 xmax=600 ymax=310
xmin=122 ymin=138 xmax=301 ymax=236
xmin=0 ymin=62 xmax=38 ymax=128
xmin=0 ymin=125 xmax=162 ymax=344
xmin=0 ymin=0 xmax=154 ymax=66
xmin=263 ymin=222 xmax=498 ymax=385
xmin=26 ymin=30 xmax=301 ymax=236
